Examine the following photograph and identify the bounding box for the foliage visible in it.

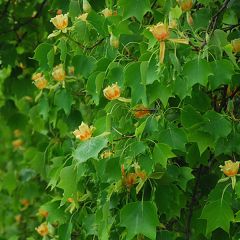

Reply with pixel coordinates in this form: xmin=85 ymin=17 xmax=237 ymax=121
xmin=0 ymin=0 xmax=240 ymax=239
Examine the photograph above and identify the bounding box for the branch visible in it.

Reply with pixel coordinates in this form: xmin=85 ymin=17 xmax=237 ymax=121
xmin=63 ymin=33 xmax=105 ymax=51
xmin=229 ymin=86 xmax=240 ymax=100
xmin=222 ymin=22 xmax=240 ymax=31
xmin=200 ymin=0 xmax=231 ymax=49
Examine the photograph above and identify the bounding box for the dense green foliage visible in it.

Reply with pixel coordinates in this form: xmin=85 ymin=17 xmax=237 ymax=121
xmin=1 ymin=0 xmax=240 ymax=239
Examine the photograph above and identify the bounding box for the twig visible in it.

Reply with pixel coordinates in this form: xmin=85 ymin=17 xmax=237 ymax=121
xmin=229 ymin=86 xmax=240 ymax=100
xmin=200 ymin=0 xmax=231 ymax=49
xmin=222 ymin=23 xmax=240 ymax=31
xmin=64 ymin=33 xmax=105 ymax=51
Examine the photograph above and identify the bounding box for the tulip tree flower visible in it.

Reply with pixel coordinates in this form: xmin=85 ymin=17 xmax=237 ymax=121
xmin=52 ymin=64 xmax=66 ymax=82
xmin=32 ymin=72 xmax=48 ymax=89
xmin=231 ymin=39 xmax=240 ymax=53
xmin=219 ymin=160 xmax=240 ymax=189
xmin=73 ymin=122 xmax=95 ymax=141
xmin=149 ymin=22 xmax=189 ymax=64
xmin=103 ymin=83 xmax=121 ymax=100
xmin=48 ymin=13 xmax=69 ymax=38
xmin=35 ymin=223 xmax=49 ymax=237
xmin=50 ymin=13 xmax=68 ymax=31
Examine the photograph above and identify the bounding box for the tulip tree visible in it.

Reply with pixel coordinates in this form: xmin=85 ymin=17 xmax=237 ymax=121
xmin=1 ymin=0 xmax=240 ymax=239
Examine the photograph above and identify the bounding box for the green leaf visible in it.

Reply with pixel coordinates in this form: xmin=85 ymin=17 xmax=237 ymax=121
xmin=54 ymin=89 xmax=73 ymax=115
xmin=155 ymin=184 xmax=185 ymax=220
xmin=72 ymin=55 xmax=96 ymax=78
xmin=58 ymin=165 xmax=77 ymax=200
xmin=201 ymin=184 xmax=234 ymax=234
xmin=87 ymin=72 xmax=105 ymax=105
xmin=58 ymin=222 xmax=73 ymax=240
xmin=73 ymin=134 xmax=108 ymax=163
xmin=41 ymin=201 xmax=67 ymax=224
xmin=168 ymin=165 xmax=194 ymax=190
xmin=159 ymin=127 xmax=187 ymax=152
xmin=124 ymin=62 xmax=147 ymax=105
xmin=38 ymin=95 xmax=49 ymax=120
xmin=2 ymin=171 xmax=17 ymax=194
xmin=183 ymin=59 xmax=213 ymax=87
xmin=202 ymin=111 xmax=232 ymax=140
xmin=147 ymin=81 xmax=172 ymax=107
xmin=119 ymin=0 xmax=151 ymax=22
xmin=140 ymin=56 xmax=158 ymax=85
xmin=58 ymin=38 xmax=67 ymax=63
xmin=153 ymin=143 xmax=176 ymax=168
xmin=181 ymin=105 xmax=204 ymax=129
xmin=120 ymin=201 xmax=159 ymax=240
xmin=209 ymin=30 xmax=228 ymax=59
xmin=33 ymin=43 xmax=54 ymax=70
xmin=135 ymin=119 xmax=147 ymax=140
xmin=188 ymin=130 xmax=214 ymax=155
xmin=209 ymin=60 xmax=234 ymax=90
xmin=87 ymin=11 xmax=108 ymax=37
xmin=201 ymin=199 xmax=234 ymax=234
xmin=69 ymin=0 xmax=81 ymax=18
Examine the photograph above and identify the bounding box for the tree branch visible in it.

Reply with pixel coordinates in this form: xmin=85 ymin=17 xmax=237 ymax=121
xmin=200 ymin=0 xmax=231 ymax=49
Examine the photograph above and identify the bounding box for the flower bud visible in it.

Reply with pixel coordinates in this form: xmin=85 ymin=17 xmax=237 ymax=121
xmin=83 ymin=0 xmax=92 ymax=13
xmin=67 ymin=197 xmax=74 ymax=203
xmin=231 ymin=39 xmax=240 ymax=53
xmin=52 ymin=64 xmax=65 ymax=81
xmin=187 ymin=12 xmax=193 ymax=25
xmin=57 ymin=9 xmax=62 ymax=15
xmin=50 ymin=13 xmax=68 ymax=30
xmin=14 ymin=129 xmax=22 ymax=138
xmin=133 ymin=105 xmax=150 ymax=118
xmin=149 ymin=23 xmax=169 ymax=41
xmin=124 ymin=173 xmax=137 ymax=188
xmin=220 ymin=160 xmax=239 ymax=177
xmin=73 ymin=122 xmax=94 ymax=141
xmin=15 ymin=214 xmax=22 ymax=224
xmin=12 ymin=139 xmax=23 ymax=149
xmin=103 ymin=83 xmax=121 ymax=100
xmin=110 ymin=34 xmax=119 ymax=48
xmin=179 ymin=0 xmax=193 ymax=12
xmin=20 ymin=199 xmax=29 ymax=207
xmin=38 ymin=208 xmax=49 ymax=218
xmin=102 ymin=8 xmax=113 ymax=17
xmin=35 ymin=223 xmax=49 ymax=237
